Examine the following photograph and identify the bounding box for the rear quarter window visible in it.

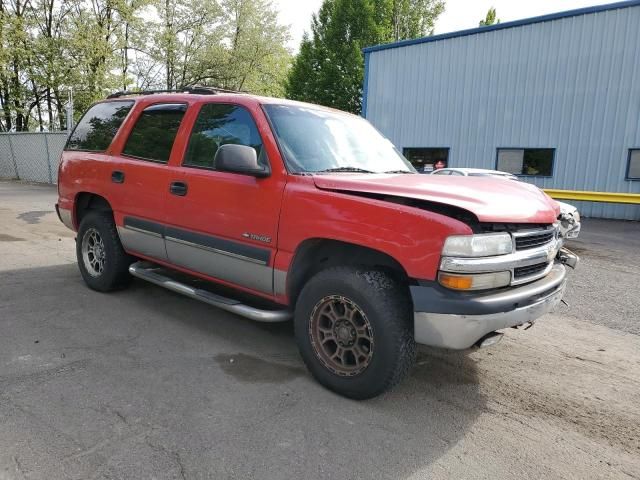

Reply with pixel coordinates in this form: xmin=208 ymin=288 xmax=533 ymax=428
xmin=65 ymin=101 xmax=134 ymax=152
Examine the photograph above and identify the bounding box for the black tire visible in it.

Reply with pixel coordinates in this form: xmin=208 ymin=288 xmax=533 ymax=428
xmin=76 ymin=211 xmax=133 ymax=292
xmin=294 ymin=267 xmax=415 ymax=400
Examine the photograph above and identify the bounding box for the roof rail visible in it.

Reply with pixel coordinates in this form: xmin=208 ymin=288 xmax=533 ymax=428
xmin=106 ymin=86 xmax=245 ymax=99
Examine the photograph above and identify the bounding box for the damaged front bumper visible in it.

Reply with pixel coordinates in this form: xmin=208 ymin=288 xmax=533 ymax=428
xmin=411 ymin=249 xmax=578 ymax=350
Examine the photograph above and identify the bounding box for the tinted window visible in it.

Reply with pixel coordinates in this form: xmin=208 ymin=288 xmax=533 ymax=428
xmin=627 ymin=149 xmax=640 ymax=180
xmin=184 ymin=104 xmax=265 ymax=169
xmin=66 ymin=101 xmax=133 ymax=152
xmin=123 ymin=103 xmax=187 ymax=163
xmin=497 ymin=148 xmax=554 ymax=177
xmin=403 ymin=148 xmax=448 ymax=173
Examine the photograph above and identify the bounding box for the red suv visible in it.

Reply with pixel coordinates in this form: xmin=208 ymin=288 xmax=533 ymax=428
xmin=56 ymin=88 xmax=578 ymax=399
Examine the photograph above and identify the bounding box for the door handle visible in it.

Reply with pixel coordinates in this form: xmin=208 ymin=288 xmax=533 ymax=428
xmin=170 ymin=181 xmax=188 ymax=196
xmin=111 ymin=170 xmax=125 ymax=183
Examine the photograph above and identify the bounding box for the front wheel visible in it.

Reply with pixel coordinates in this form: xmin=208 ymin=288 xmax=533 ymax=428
xmin=294 ymin=267 xmax=415 ymax=399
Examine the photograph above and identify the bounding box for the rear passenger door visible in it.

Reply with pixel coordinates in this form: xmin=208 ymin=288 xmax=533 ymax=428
xmin=163 ymin=102 xmax=286 ymax=296
xmin=110 ymin=103 xmax=187 ymax=261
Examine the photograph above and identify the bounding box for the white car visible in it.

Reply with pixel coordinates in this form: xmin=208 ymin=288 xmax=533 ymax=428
xmin=431 ymin=168 xmax=581 ymax=239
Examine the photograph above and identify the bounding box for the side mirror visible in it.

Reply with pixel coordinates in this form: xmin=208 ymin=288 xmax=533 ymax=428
xmin=214 ymin=144 xmax=270 ymax=178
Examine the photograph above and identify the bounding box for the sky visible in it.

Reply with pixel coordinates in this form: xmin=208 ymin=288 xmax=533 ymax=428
xmin=276 ymin=0 xmax=614 ymax=51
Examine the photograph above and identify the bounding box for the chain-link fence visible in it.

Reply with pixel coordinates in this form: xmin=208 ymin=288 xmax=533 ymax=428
xmin=0 ymin=132 xmax=68 ymax=184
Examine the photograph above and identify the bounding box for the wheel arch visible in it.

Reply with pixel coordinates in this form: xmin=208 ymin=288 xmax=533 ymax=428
xmin=74 ymin=192 xmax=114 ymax=228
xmin=286 ymin=238 xmax=413 ymax=307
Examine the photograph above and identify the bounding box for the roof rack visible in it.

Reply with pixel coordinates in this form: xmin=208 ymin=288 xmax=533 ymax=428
xmin=106 ymin=86 xmax=245 ymax=99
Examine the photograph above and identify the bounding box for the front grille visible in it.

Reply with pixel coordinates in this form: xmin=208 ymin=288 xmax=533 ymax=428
xmin=515 ymin=230 xmax=555 ymax=250
xmin=514 ymin=262 xmax=549 ymax=280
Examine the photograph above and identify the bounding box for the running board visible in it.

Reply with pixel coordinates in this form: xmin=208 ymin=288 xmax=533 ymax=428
xmin=129 ymin=262 xmax=291 ymax=323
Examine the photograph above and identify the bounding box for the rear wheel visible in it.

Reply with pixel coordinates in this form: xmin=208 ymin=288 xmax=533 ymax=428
xmin=76 ymin=211 xmax=132 ymax=292
xmin=294 ymin=267 xmax=415 ymax=399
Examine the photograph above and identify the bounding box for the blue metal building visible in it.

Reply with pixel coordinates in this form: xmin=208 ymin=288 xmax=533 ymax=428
xmin=363 ymin=0 xmax=640 ymax=220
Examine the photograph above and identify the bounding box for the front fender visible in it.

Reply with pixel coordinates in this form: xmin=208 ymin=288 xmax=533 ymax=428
xmin=276 ymin=178 xmax=472 ymax=282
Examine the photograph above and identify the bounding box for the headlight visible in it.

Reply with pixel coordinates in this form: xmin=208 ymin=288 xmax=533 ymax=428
xmin=442 ymin=233 xmax=513 ymax=257
xmin=438 ymin=271 xmax=511 ymax=291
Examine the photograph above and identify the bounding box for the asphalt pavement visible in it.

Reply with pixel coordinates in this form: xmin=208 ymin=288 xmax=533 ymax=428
xmin=1 ymin=180 xmax=639 ymax=480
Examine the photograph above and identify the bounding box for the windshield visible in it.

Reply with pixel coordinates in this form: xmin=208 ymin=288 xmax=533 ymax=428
xmin=263 ymin=104 xmax=416 ymax=174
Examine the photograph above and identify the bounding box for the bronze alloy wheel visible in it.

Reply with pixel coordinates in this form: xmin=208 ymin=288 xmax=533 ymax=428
xmin=309 ymin=295 xmax=374 ymax=377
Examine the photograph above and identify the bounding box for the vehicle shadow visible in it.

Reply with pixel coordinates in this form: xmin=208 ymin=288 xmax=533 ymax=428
xmin=0 ymin=263 xmax=485 ymax=480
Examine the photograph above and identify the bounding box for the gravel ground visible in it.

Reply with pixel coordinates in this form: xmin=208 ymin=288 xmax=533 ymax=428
xmin=562 ymin=218 xmax=640 ymax=335
xmin=0 ymin=180 xmax=639 ymax=480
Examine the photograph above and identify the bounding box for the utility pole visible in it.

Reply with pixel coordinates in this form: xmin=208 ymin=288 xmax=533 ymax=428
xmin=66 ymin=89 xmax=74 ymax=132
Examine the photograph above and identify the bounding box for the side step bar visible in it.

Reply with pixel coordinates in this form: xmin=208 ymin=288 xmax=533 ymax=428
xmin=129 ymin=262 xmax=291 ymax=323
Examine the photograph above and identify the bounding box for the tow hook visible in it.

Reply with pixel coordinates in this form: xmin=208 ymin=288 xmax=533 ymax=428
xmin=511 ymin=321 xmax=535 ymax=330
xmin=558 ymin=247 xmax=579 ymax=269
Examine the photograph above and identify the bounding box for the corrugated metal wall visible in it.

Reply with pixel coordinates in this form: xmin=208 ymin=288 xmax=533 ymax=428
xmin=365 ymin=5 xmax=640 ymax=219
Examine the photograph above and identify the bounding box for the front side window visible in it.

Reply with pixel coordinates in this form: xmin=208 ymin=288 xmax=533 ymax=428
xmin=264 ymin=104 xmax=415 ymax=174
xmin=497 ymin=148 xmax=554 ymax=177
xmin=627 ymin=149 xmax=640 ymax=180
xmin=122 ymin=103 xmax=187 ymax=163
xmin=66 ymin=101 xmax=134 ymax=152
xmin=403 ymin=148 xmax=449 ymax=173
xmin=183 ymin=103 xmax=265 ymax=170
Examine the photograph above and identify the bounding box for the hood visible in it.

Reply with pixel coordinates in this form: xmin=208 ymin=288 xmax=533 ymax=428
xmin=312 ymin=174 xmax=560 ymax=224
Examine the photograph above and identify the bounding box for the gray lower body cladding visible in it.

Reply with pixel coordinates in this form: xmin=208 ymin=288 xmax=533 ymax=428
xmin=116 ymin=216 xmax=278 ymax=295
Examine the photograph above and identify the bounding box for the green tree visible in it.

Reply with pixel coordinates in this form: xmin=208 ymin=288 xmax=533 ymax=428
xmin=30 ymin=0 xmax=79 ymax=129
xmin=0 ymin=0 xmax=35 ymax=131
xmin=479 ymin=7 xmax=499 ymax=26
xmin=286 ymin=0 xmax=445 ymax=114
xmin=0 ymin=0 xmax=292 ymax=131
xmin=386 ymin=0 xmax=444 ymax=41
xmin=286 ymin=0 xmax=383 ymax=114
xmin=217 ymin=0 xmax=291 ymax=96
xmin=149 ymin=0 xmax=291 ymax=95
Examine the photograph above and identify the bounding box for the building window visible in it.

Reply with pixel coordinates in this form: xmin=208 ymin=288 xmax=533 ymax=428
xmin=496 ymin=148 xmax=554 ymax=177
xmin=403 ymin=148 xmax=449 ymax=173
xmin=123 ymin=103 xmax=187 ymax=163
xmin=627 ymin=149 xmax=640 ymax=180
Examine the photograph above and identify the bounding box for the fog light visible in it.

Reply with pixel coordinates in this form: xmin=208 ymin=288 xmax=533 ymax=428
xmin=438 ymin=271 xmax=511 ymax=291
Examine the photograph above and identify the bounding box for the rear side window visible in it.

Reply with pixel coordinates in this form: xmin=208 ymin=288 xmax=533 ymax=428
xmin=123 ymin=103 xmax=187 ymax=163
xmin=65 ymin=101 xmax=134 ymax=152
xmin=183 ymin=103 xmax=265 ymax=170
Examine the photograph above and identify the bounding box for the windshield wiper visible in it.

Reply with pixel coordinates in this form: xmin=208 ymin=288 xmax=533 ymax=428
xmin=315 ymin=167 xmax=375 ymax=174
xmin=384 ymin=170 xmax=415 ymax=174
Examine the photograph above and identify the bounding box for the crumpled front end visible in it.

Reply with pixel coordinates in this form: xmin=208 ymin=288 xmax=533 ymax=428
xmin=411 ymin=224 xmax=579 ymax=349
